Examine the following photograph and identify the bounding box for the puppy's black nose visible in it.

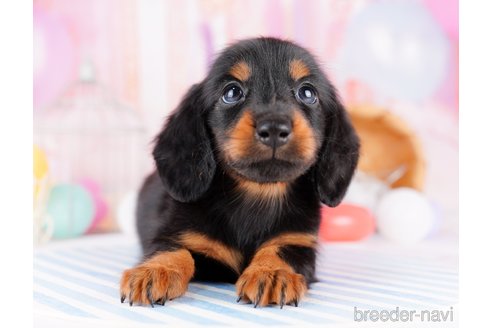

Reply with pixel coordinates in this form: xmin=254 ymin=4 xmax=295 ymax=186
xmin=255 ymin=119 xmax=292 ymax=148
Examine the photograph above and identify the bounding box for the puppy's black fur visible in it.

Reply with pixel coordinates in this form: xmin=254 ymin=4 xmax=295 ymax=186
xmin=123 ymin=37 xmax=359 ymax=307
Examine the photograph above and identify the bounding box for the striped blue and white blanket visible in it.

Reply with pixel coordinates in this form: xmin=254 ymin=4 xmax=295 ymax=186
xmin=33 ymin=234 xmax=458 ymax=327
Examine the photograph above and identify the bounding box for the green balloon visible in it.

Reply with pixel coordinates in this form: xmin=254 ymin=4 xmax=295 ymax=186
xmin=47 ymin=184 xmax=95 ymax=239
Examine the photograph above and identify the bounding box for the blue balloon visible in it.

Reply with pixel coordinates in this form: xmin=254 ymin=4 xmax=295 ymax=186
xmin=47 ymin=184 xmax=95 ymax=239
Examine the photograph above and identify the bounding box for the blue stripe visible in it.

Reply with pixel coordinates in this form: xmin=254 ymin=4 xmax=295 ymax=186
xmin=36 ymin=254 xmax=116 ymax=283
xmin=72 ymin=246 xmax=451 ymax=301
xmin=34 ymin=291 xmax=97 ymax=318
xmin=178 ymin=296 xmax=296 ymax=325
xmin=33 ymin=264 xmax=225 ymax=325
xmin=73 ymin=248 xmax=138 ymax=267
xmin=78 ymin=246 xmax=139 ymax=261
xmin=319 ymin=253 xmax=458 ymax=276
xmin=306 ymin=291 xmax=386 ymax=310
xmin=207 ymin=282 xmax=421 ymax=315
xmin=194 ymin=282 xmax=350 ymax=319
xmin=317 ymin=263 xmax=458 ymax=287
xmin=186 ymin=285 xmax=299 ymax=325
xmin=60 ymin=246 xmax=447 ymax=309
xmin=316 ymin=266 xmax=458 ymax=290
xmin=56 ymin=250 xmax=125 ymax=273
xmin=320 ymin=249 xmax=457 ymax=274
xmin=95 ymin=246 xmax=141 ymax=259
xmin=34 ymin=277 xmax=160 ymax=323
xmin=33 ymin=243 xmax=459 ymax=326
xmin=316 ymin=271 xmax=458 ymax=298
xmin=190 ymin=284 xmax=340 ymax=323
xmin=206 ymin=282 xmax=386 ymax=312
xmin=314 ymin=277 xmax=454 ymax=305
xmin=34 ymin=262 xmax=117 ymax=295
xmin=318 ymin=254 xmax=458 ymax=275
xmin=311 ymin=284 xmax=438 ymax=309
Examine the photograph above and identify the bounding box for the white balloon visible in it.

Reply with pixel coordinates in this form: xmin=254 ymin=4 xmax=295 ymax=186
xmin=375 ymin=188 xmax=434 ymax=244
xmin=117 ymin=191 xmax=138 ymax=237
xmin=339 ymin=1 xmax=450 ymax=101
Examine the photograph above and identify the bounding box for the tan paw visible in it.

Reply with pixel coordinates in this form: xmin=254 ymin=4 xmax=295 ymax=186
xmin=120 ymin=250 xmax=194 ymax=307
xmin=236 ymin=266 xmax=307 ymax=308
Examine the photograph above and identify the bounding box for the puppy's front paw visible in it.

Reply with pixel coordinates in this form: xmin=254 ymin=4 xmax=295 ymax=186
xmin=120 ymin=250 xmax=194 ymax=307
xmin=236 ymin=266 xmax=307 ymax=308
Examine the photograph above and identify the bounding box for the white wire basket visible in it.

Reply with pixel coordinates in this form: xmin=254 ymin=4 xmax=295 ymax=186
xmin=34 ymin=62 xmax=146 ymax=240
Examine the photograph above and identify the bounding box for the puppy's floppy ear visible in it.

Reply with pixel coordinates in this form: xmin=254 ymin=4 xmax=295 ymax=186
xmin=314 ymin=92 xmax=359 ymax=207
xmin=153 ymin=83 xmax=216 ymax=202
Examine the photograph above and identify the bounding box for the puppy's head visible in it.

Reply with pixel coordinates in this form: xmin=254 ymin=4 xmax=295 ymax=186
xmin=153 ymin=38 xmax=359 ymax=206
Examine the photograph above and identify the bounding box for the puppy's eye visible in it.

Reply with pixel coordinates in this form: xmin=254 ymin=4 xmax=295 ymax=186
xmin=222 ymin=85 xmax=244 ymax=104
xmin=297 ymin=85 xmax=317 ymax=105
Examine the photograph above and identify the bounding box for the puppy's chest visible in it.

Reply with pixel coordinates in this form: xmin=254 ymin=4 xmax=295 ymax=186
xmin=224 ymin=197 xmax=287 ymax=245
xmin=193 ymin=177 xmax=320 ymax=254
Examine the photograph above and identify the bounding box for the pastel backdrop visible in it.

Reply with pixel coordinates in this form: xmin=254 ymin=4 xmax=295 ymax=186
xmin=33 ymin=0 xmax=458 ymax=238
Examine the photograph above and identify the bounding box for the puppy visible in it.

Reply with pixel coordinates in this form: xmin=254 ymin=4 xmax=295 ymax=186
xmin=120 ymin=37 xmax=359 ymax=308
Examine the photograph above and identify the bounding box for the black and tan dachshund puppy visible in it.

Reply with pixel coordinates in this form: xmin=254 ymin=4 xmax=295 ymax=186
xmin=120 ymin=37 xmax=359 ymax=308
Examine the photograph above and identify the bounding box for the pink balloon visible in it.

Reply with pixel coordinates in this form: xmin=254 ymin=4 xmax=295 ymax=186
xmin=78 ymin=177 xmax=102 ymax=195
xmin=78 ymin=178 xmax=108 ymax=233
xmin=319 ymin=204 xmax=375 ymax=242
xmin=85 ymin=195 xmax=108 ymax=233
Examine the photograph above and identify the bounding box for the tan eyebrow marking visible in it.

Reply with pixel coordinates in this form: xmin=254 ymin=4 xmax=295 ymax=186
xmin=229 ymin=60 xmax=251 ymax=81
xmin=289 ymin=59 xmax=310 ymax=80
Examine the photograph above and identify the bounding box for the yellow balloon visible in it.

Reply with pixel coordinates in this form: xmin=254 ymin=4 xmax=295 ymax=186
xmin=33 ymin=145 xmax=49 ymax=180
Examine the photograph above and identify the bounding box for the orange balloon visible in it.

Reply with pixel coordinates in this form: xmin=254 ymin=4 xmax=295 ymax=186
xmin=319 ymin=204 xmax=375 ymax=242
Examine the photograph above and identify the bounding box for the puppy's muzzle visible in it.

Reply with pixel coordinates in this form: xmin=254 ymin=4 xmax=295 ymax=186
xmin=255 ymin=118 xmax=292 ymax=149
